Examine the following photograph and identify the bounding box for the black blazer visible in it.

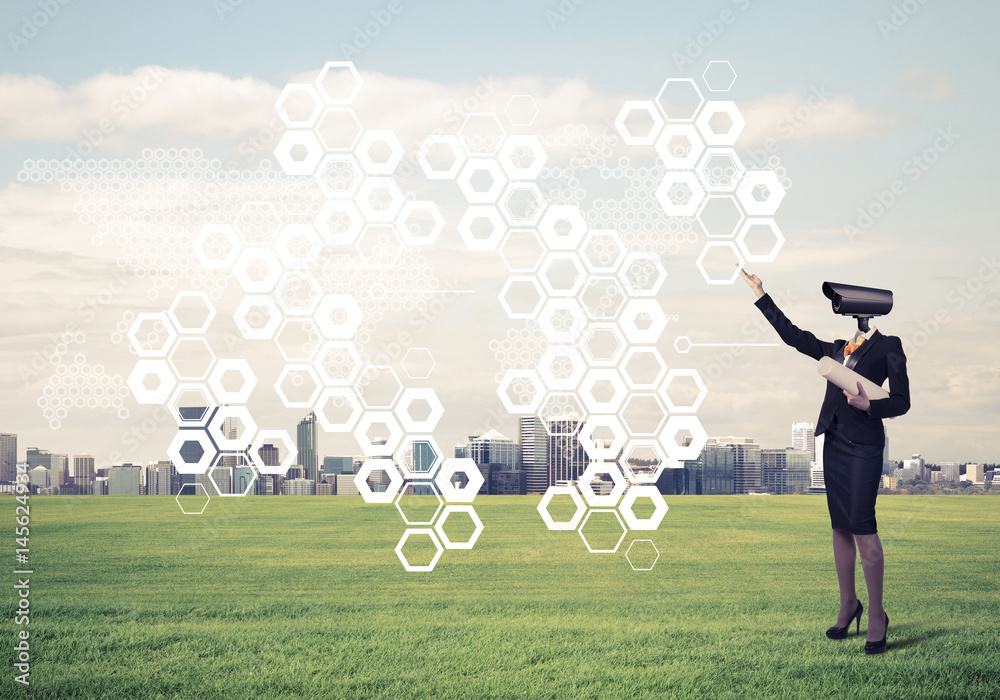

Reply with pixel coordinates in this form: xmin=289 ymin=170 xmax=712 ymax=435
xmin=754 ymin=293 xmax=910 ymax=447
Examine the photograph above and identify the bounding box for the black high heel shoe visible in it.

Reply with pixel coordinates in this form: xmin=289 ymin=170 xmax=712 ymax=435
xmin=864 ymin=612 xmax=889 ymax=654
xmin=826 ymin=600 xmax=863 ymax=639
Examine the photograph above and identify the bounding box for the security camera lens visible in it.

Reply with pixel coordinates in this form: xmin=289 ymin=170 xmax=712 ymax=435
xmin=832 ymin=294 xmax=842 ymax=311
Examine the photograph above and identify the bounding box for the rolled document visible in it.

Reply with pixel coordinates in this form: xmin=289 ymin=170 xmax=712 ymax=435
xmin=817 ymin=356 xmax=890 ymax=399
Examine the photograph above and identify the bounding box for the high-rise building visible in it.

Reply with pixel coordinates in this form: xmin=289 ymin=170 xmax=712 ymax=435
xmin=257 ymin=443 xmax=281 ymax=495
xmin=28 ymin=466 xmax=50 ymax=492
xmin=519 ymin=416 xmax=549 ymax=494
xmin=284 ymin=478 xmax=316 ymax=495
xmin=761 ymin=448 xmax=812 ymax=494
xmin=967 ymin=463 xmax=985 ymax=484
xmin=810 ymin=465 xmax=826 ymax=492
xmin=901 ymin=454 xmax=926 ymax=481
xmin=708 ymin=437 xmax=761 ymax=494
xmin=466 ymin=429 xmax=517 ymax=494
xmin=882 ymin=426 xmax=893 ymax=474
xmin=791 ymin=422 xmax=816 ymax=462
xmin=0 ymin=433 xmax=16 ymax=483
xmin=939 ymin=462 xmax=961 ymax=482
xmin=108 ymin=466 xmax=142 ymax=495
xmin=685 ymin=444 xmax=735 ymax=495
xmin=547 ymin=415 xmax=587 ymax=485
xmin=26 ymin=447 xmax=53 ymax=470
xmin=322 ymin=456 xmax=353 ymax=475
xmin=51 ymin=454 xmax=69 ymax=490
xmin=297 ymin=412 xmax=318 ymax=483
xmin=336 ymin=473 xmax=359 ymax=495
xmin=146 ymin=461 xmax=173 ymax=495
xmin=74 ymin=454 xmax=95 ymax=494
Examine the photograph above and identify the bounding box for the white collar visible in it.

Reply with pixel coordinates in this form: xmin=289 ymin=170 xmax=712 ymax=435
xmin=848 ymin=325 xmax=877 ymax=344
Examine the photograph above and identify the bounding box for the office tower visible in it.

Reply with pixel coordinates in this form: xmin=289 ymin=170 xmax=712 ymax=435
xmin=233 ymin=466 xmax=255 ymax=495
xmin=146 ymin=461 xmax=173 ymax=495
xmin=0 ymin=433 xmax=16 ymax=482
xmin=791 ymin=422 xmax=816 ymax=462
xmin=28 ymin=466 xmax=50 ymax=491
xmin=316 ymin=479 xmax=334 ymax=495
xmin=708 ymin=437 xmax=761 ymax=494
xmin=322 ymin=456 xmax=353 ymax=475
xmin=967 ymin=463 xmax=985 ymax=484
xmin=336 ymin=473 xmax=359 ymax=495
xmin=51 ymin=454 xmax=69 ymax=490
xmin=692 ymin=443 xmax=735 ymax=494
xmin=257 ymin=443 xmax=281 ymax=495
xmin=493 ymin=469 xmax=526 ymax=495
xmin=761 ymin=448 xmax=812 ymax=494
xmin=810 ymin=465 xmax=826 ymax=492
xmin=939 ymin=462 xmax=961 ymax=482
xmin=454 ymin=443 xmax=469 ymax=459
xmin=74 ymin=454 xmax=96 ymax=494
xmin=27 ymin=447 xmax=53 ymax=470
xmin=467 ymin=429 xmax=517 ymax=494
xmin=284 ymin=478 xmax=316 ymax=495
xmin=297 ymin=412 xmax=318 ymax=483
xmin=547 ymin=415 xmax=587 ymax=485
xmin=655 ymin=466 xmax=687 ymax=495
xmin=519 ymin=416 xmax=549 ymax=494
xmin=901 ymin=454 xmax=926 ymax=481
xmin=108 ymin=466 xmax=142 ymax=495
xmin=893 ymin=466 xmax=917 ymax=483
xmin=814 ymin=433 xmax=824 ymax=468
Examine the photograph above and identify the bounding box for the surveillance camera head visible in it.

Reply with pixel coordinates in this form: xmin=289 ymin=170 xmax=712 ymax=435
xmin=822 ymin=281 xmax=893 ymax=332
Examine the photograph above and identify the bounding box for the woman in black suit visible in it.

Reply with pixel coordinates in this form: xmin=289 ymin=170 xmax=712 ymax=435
xmin=741 ymin=269 xmax=910 ymax=654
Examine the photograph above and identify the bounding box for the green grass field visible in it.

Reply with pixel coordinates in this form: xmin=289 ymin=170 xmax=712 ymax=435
xmin=3 ymin=494 xmax=999 ymax=699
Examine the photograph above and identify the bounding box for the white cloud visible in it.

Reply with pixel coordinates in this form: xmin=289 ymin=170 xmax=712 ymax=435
xmin=902 ymin=65 xmax=954 ymax=102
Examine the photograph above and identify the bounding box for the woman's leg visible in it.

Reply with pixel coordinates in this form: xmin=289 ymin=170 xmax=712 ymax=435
xmin=855 ymin=533 xmax=886 ymax=641
xmin=832 ymin=527 xmax=859 ymax=626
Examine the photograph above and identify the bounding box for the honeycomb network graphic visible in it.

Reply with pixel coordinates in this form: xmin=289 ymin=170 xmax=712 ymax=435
xmin=18 ymin=59 xmax=788 ymax=571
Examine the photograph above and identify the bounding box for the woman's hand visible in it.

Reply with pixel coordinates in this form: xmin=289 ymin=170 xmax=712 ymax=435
xmin=844 ymin=382 xmax=871 ymax=412
xmin=740 ymin=267 xmax=765 ymax=299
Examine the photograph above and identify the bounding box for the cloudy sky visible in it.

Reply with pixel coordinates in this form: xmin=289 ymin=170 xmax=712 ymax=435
xmin=1 ymin=0 xmax=997 ymax=467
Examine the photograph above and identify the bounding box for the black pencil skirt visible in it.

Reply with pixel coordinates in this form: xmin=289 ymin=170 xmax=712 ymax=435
xmin=822 ymin=424 xmax=883 ymax=535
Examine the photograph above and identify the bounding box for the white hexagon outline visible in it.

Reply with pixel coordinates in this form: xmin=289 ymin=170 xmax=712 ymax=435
xmin=458 ymin=205 xmax=506 ymax=251
xmin=696 ymin=194 xmax=745 ymax=240
xmin=128 ymin=312 xmax=177 ymax=358
xmin=434 ymin=505 xmax=484 ymax=550
xmin=496 ymin=368 xmax=546 ymax=414
xmin=498 ymin=182 xmax=546 ymax=227
xmin=614 ymin=100 xmax=665 ymax=146
xmin=314 ymin=340 xmax=363 ymax=386
xmin=578 ymin=414 xmax=629 ymax=463
xmin=127 ymin=359 xmax=177 ymax=405
xmin=233 ymin=295 xmax=282 ymax=340
xmin=356 ymin=176 xmax=405 ymax=222
xmin=208 ymin=404 xmax=258 ymax=451
xmin=167 ymin=429 xmax=217 ymax=475
xmin=395 ymin=387 xmax=445 ymax=433
xmin=619 ymin=298 xmax=669 ymax=345
xmin=673 ymin=336 xmax=693 ymax=354
xmin=274 ymin=224 xmax=323 ymax=270
xmin=625 ymin=539 xmax=661 ymax=571
xmin=578 ymin=370 xmax=629 ymax=415
xmin=498 ymin=228 xmax=546 ymax=273
xmin=702 ymin=60 xmax=737 ymax=92
xmin=660 ymin=415 xmax=708 ymax=462
xmin=314 ymin=108 xmax=364 ymax=152
xmin=208 ymin=358 xmax=258 ymax=404
xmin=436 ymin=457 xmax=485 ymax=504
xmin=538 ymin=252 xmax=587 ymax=297
xmin=175 ymin=482 xmax=210 ymax=514
xmin=207 ymin=457 xmax=258 ymax=498
xmin=353 ymin=410 xmax=403 ymax=456
xmin=538 ymin=204 xmax=587 ymax=251
xmin=537 ymin=344 xmax=587 ymax=392
xmin=401 ymin=348 xmax=436 ymax=380
xmin=167 ymin=336 xmax=217 ymax=382
xmin=736 ymin=170 xmax=786 ymax=216
xmin=619 ymin=251 xmax=668 ymax=297
xmin=315 ymin=61 xmax=363 ymax=104
xmin=579 ymin=229 xmax=627 ymax=274
xmin=354 ymin=457 xmax=404 ymax=504
xmin=249 ymin=429 xmax=298 ymax=475
xmin=498 ymin=276 xmax=545 ymax=320
xmin=504 ymin=94 xmax=539 ymax=126
xmin=654 ymin=124 xmax=706 ymax=170
xmin=274 ymin=364 xmax=322 ymax=409
xmin=315 ymin=152 xmax=363 ymax=199
xmin=620 ymin=347 xmax=668 ymax=390
xmin=538 ymin=297 xmax=587 ymax=343
xmin=273 ymin=317 xmax=322 ymax=362
xmin=497 ymin=135 xmax=548 ymax=179
xmin=275 ymin=271 xmax=323 ymax=317
xmin=536 ymin=484 xmax=586 ymax=531
xmin=417 ymin=134 xmax=466 ymax=180
xmin=314 ymin=386 xmax=363 ymax=433
xmin=578 ymin=274 xmax=628 ymax=322
xmin=355 ymin=129 xmax=404 ymax=175
xmin=315 ymin=294 xmax=363 ymax=339
xmin=356 ymin=364 xmax=404 ymax=409
xmin=457 ymin=112 xmax=506 ymax=156
xmin=696 ymin=147 xmax=746 ymax=193
xmin=395 ymin=528 xmax=444 ymax=572
xmin=274 ymin=130 xmax=323 ymax=176
xmin=695 ymin=101 xmax=746 ymax=146
xmin=577 ymin=508 xmax=627 ymax=554
xmin=736 ymin=218 xmax=785 ymax=263
xmin=315 ymin=199 xmax=364 ymax=246
xmin=620 ymin=438 xmax=674 ymax=484
xmin=233 ymin=247 xmax=283 ymax=294
xmin=167 ymin=291 xmax=216 ymax=335
xmin=581 ymin=323 xmax=627 ymax=367
xmin=696 ymin=242 xmax=746 ymax=285
xmin=354 ymin=222 xmax=405 ymax=269
xmin=619 ymin=485 xmax=669 ymax=531
xmin=655 ymin=171 xmax=706 ymax=217
xmin=655 ymin=78 xmax=705 ymax=122
xmin=397 ymin=201 xmax=445 ymax=246
xmin=618 ymin=392 xmax=669 ymax=438
xmin=395 ymin=480 xmax=444 ymax=526
xmin=659 ymin=368 xmax=708 ymax=413
xmin=275 ymin=83 xmax=323 ymax=128
xmin=193 ymin=224 xmax=240 ymax=270
xmin=394 ymin=434 xmax=444 ymax=480
xmin=456 ymin=157 xmax=507 ymax=204
xmin=167 ymin=383 xmax=215 ymax=428
xmin=578 ymin=460 xmax=628 ymax=507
